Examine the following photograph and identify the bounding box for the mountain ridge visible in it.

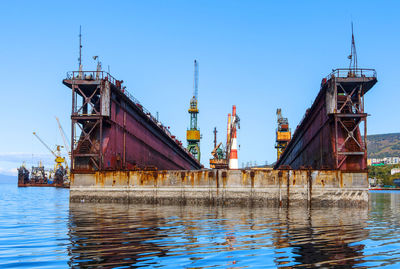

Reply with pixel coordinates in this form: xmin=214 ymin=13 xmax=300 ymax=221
xmin=366 ymin=132 xmax=400 ymax=158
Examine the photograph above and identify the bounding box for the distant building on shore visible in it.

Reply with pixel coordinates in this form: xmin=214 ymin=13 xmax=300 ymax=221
xmin=391 ymin=168 xmax=400 ymax=175
xmin=368 ymin=157 xmax=400 ymax=166
xmin=369 ymin=177 xmax=378 ymax=187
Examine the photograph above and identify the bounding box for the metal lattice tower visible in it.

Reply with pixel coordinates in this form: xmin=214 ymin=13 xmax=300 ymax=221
xmin=186 ymin=60 xmax=201 ymax=161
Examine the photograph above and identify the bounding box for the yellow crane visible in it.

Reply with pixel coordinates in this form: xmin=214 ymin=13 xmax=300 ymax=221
xmin=55 ymin=116 xmax=71 ymax=159
xmin=32 ymin=132 xmax=68 ymax=171
xmin=275 ymin=109 xmax=291 ymax=161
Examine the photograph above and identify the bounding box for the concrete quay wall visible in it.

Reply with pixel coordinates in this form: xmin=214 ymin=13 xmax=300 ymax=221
xmin=69 ymin=169 xmax=369 ymax=207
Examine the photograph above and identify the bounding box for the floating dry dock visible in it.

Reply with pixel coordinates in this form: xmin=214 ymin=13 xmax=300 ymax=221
xmin=70 ymin=169 xmax=368 ymax=207
xmin=65 ymin=65 xmax=372 ymax=207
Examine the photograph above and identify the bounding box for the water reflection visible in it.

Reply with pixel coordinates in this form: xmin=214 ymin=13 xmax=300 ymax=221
xmin=4 ymin=182 xmax=400 ymax=268
xmin=272 ymin=208 xmax=368 ymax=268
xmin=68 ymin=203 xmax=369 ymax=268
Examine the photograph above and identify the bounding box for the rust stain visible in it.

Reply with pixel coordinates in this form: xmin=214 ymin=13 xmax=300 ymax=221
xmin=292 ymin=172 xmax=296 ymax=186
xmin=242 ymin=170 xmax=247 ymax=185
xmin=190 ymin=172 xmax=195 ymax=187
xmin=222 ymin=171 xmax=227 ymax=188
xmin=277 ymin=171 xmax=283 ymax=187
xmin=99 ymin=173 xmax=105 ymax=187
xmin=216 ymin=171 xmax=219 ymax=189
xmin=277 ymin=171 xmax=282 ymax=206
xmin=160 ymin=171 xmax=166 ymax=181
xmin=181 ymin=171 xmax=186 ymax=182
xmin=250 ymin=171 xmax=255 ymax=188
xmin=197 ymin=171 xmax=203 ymax=185
xmin=152 ymin=171 xmax=158 ymax=187
xmin=140 ymin=173 xmax=145 ymax=185
xmin=339 ymin=171 xmax=343 ymax=188
xmin=194 ymin=171 xmax=198 ymax=185
xmin=124 ymin=171 xmax=128 ymax=185
xmin=286 ymin=171 xmax=290 ymax=207
xmin=307 ymin=170 xmax=312 ymax=207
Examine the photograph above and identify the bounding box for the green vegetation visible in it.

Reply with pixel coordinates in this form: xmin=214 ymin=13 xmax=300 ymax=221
xmin=368 ymin=164 xmax=400 ymax=186
xmin=367 ymin=133 xmax=400 ymax=158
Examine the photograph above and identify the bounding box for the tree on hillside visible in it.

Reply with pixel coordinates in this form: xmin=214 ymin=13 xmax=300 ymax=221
xmin=369 ymin=164 xmax=400 ymax=186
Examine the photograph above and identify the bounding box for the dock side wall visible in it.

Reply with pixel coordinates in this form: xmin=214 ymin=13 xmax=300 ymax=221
xmin=70 ymin=169 xmax=369 ymax=207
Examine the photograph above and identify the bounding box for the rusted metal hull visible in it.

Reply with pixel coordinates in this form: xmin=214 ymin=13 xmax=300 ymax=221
xmin=63 ymin=71 xmax=201 ymax=173
xmin=18 ymin=182 xmax=68 ymax=188
xmin=275 ymin=69 xmax=377 ymax=171
xmin=18 ymin=176 xmax=67 ymax=188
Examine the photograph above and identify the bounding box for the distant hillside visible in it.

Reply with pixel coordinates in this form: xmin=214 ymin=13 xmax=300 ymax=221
xmin=367 ymin=133 xmax=400 ymax=158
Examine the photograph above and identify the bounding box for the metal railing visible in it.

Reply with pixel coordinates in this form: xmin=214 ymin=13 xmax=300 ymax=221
xmin=326 ymin=68 xmax=377 ymax=80
xmin=66 ymin=71 xmax=118 ymax=85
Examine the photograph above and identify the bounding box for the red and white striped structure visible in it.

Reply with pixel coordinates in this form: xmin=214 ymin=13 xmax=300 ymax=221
xmin=228 ymin=105 xmax=239 ymax=169
xmin=227 ymin=113 xmax=231 ymax=146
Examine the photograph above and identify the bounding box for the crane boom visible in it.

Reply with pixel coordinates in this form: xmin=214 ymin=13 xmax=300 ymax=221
xmin=33 ymin=132 xmax=57 ymax=158
xmin=193 ymin=60 xmax=198 ymax=100
xmin=55 ymin=116 xmax=71 ymax=157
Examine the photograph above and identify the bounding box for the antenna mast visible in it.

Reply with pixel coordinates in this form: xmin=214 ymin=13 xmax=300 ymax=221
xmin=78 ymin=25 xmax=82 ymax=68
xmin=348 ymin=22 xmax=358 ymax=72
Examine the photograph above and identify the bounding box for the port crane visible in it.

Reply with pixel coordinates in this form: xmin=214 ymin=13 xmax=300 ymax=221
xmin=55 ymin=116 xmax=71 ymax=159
xmin=211 ymin=127 xmax=224 ymax=160
xmin=32 ymin=132 xmax=68 ymax=171
xmin=209 ymin=127 xmax=227 ymax=169
xmin=186 ymin=60 xmax=201 ymax=161
xmin=209 ymin=106 xmax=240 ymax=169
xmin=275 ymin=109 xmax=291 ymax=161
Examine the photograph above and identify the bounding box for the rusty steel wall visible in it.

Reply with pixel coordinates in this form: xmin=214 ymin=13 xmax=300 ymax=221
xmin=275 ymin=69 xmax=377 ymax=171
xmin=63 ymin=71 xmax=201 ymax=173
xmin=103 ymin=96 xmax=199 ymax=170
xmin=275 ymin=89 xmax=334 ymax=170
xmin=69 ymin=169 xmax=369 ymax=207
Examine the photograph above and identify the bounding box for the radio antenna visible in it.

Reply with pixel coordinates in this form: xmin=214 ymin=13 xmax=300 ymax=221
xmin=78 ymin=25 xmax=82 ymax=68
xmin=348 ymin=22 xmax=358 ymax=72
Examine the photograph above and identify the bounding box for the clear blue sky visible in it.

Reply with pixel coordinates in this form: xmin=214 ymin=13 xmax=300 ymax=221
xmin=0 ymin=0 xmax=399 ymax=175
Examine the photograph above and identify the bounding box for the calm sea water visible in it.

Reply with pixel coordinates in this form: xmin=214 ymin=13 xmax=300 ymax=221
xmin=1 ymin=179 xmax=400 ymax=268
